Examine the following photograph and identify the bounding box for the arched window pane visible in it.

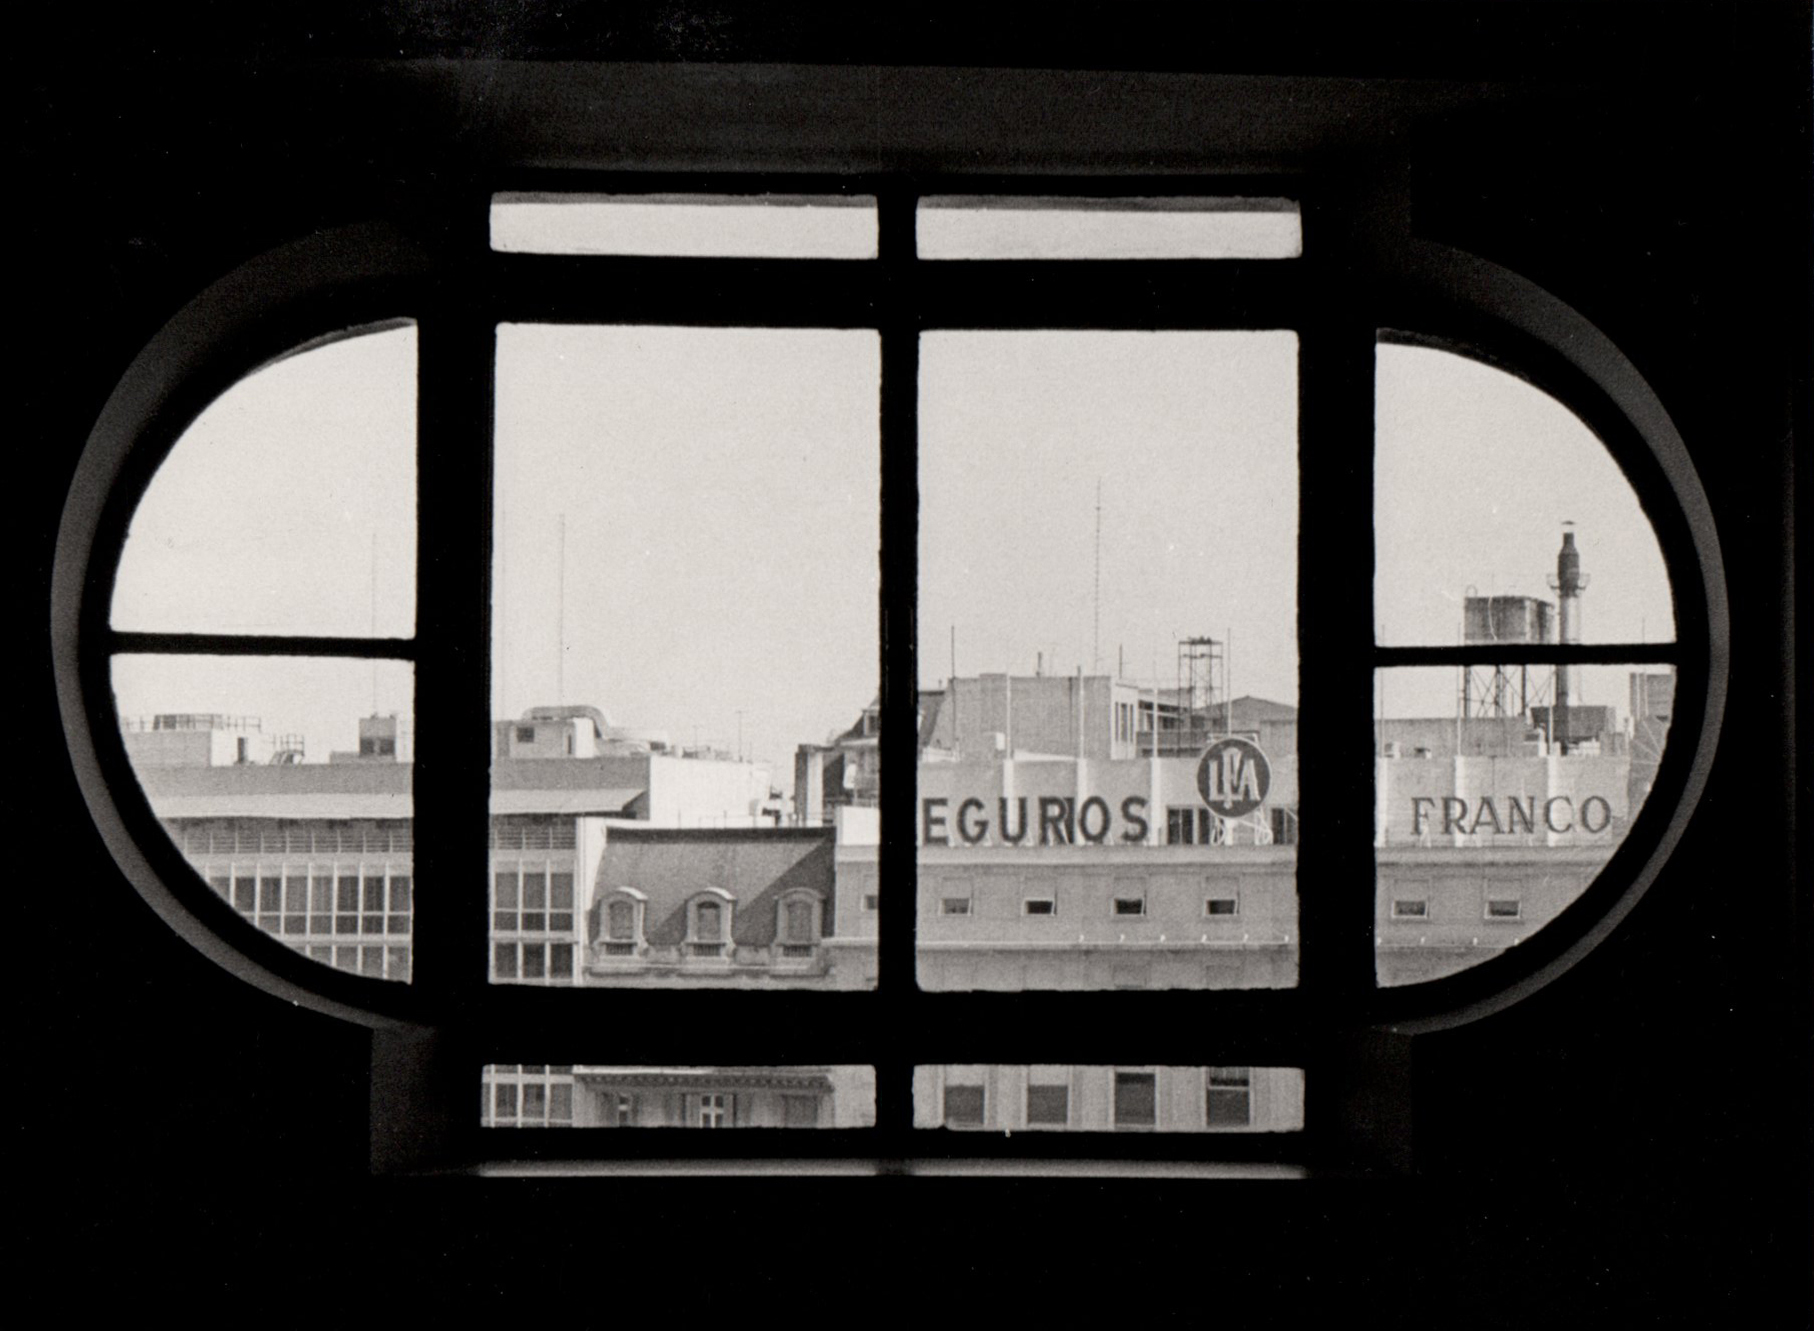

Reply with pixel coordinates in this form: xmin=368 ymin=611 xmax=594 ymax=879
xmin=111 ymin=325 xmax=416 ymax=638
xmin=1375 ymin=342 xmax=1674 ymax=647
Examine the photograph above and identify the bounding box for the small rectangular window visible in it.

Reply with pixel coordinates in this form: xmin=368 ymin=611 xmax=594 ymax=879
xmin=862 ymin=894 xmax=880 ymax=912
xmin=1113 ymin=1071 xmax=1158 ymax=1129
xmin=943 ymin=1084 xmax=986 ymax=1128
xmin=1025 ymin=1084 xmax=1070 ymax=1127
xmin=1206 ymin=1067 xmax=1253 ymax=1127
xmin=1023 ymin=898 xmax=1056 ymax=916
xmin=1486 ymin=898 xmax=1523 ymax=920
xmin=1112 ymin=896 xmax=1146 ymax=916
xmin=1205 ymin=896 xmax=1239 ymax=917
xmin=940 ymin=897 xmax=972 ymax=916
xmin=1392 ymin=899 xmax=1429 ymax=918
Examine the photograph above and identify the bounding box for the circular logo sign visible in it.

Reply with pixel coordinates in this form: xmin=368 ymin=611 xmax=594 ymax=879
xmin=1195 ymin=737 xmax=1271 ymax=819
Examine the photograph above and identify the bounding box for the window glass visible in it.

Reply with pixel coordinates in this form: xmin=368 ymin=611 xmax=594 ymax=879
xmin=491 ymin=325 xmax=878 ymax=989
xmin=917 ymin=332 xmax=1299 ymax=992
xmin=480 ymin=1066 xmax=875 ymax=1128
xmin=917 ymin=196 xmax=1301 ymax=260
xmin=491 ymin=193 xmax=877 ymax=258
xmin=1374 ymin=664 xmax=1675 ymax=986
xmin=113 ymin=655 xmax=414 ymax=983
xmin=110 ymin=325 xmax=416 ymax=638
xmin=1375 ymin=342 xmax=1675 ymax=647
xmin=915 ymin=1066 xmax=1304 ymax=1133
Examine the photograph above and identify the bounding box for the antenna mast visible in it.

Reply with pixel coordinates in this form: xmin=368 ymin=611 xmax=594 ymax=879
xmin=1092 ymin=478 xmax=1102 ymax=674
xmin=556 ymin=513 xmax=566 ymax=705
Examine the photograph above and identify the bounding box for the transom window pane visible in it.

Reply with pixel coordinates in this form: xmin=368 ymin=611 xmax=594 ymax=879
xmin=917 ymin=196 xmax=1301 ymax=260
xmin=490 ymin=193 xmax=878 ymax=258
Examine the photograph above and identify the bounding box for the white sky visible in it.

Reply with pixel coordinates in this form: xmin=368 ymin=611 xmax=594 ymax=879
xmin=919 ymin=331 xmax=1300 ymax=700
xmin=107 ymin=316 xmax=1679 ymax=767
xmin=493 ymin=324 xmax=879 ymax=778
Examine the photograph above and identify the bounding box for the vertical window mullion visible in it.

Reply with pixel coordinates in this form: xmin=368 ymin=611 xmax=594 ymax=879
xmin=1295 ymin=185 xmax=1396 ymax=1172
xmin=373 ymin=203 xmax=496 ymax=1172
xmin=875 ymin=186 xmax=919 ymax=1155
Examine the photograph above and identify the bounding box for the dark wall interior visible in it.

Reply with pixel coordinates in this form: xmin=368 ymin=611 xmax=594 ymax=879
xmin=19 ymin=6 xmax=1807 ymax=1320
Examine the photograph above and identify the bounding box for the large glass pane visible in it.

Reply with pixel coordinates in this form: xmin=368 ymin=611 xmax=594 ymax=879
xmin=479 ymin=1066 xmax=876 ymax=1128
xmin=111 ymin=324 xmax=416 ymax=638
xmin=918 ymin=332 xmax=1300 ymax=990
xmin=491 ymin=325 xmax=879 ymax=989
xmin=113 ymin=654 xmax=414 ymax=982
xmin=1374 ymin=664 xmax=1676 ymax=985
xmin=914 ymin=1066 xmax=1305 ymax=1133
xmin=1375 ymin=341 xmax=1674 ymax=646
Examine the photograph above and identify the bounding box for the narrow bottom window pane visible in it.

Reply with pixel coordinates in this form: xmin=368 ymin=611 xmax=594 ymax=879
xmin=914 ymin=1066 xmax=1304 ymax=1133
xmin=478 ymin=1066 xmax=876 ymax=1128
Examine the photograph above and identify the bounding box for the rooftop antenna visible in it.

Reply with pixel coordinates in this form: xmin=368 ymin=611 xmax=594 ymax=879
xmin=556 ymin=512 xmax=566 ymax=705
xmin=369 ymin=530 xmax=379 ymax=712
xmin=1092 ymin=478 xmax=1102 ymax=674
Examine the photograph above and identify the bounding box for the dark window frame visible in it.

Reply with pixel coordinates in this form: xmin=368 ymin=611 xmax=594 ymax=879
xmin=52 ymin=143 xmax=1726 ymax=1178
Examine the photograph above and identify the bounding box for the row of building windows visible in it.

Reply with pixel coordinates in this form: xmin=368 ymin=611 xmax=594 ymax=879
xmin=302 ymin=942 xmax=411 ymax=981
xmin=491 ymin=865 xmax=576 ymax=935
xmin=938 ymin=893 xmax=1241 ymax=918
xmin=207 ymin=868 xmax=411 ymax=938
xmin=489 ymin=817 xmax=579 ymax=851
xmin=596 ymin=891 xmax=823 ymax=953
xmin=173 ymin=819 xmax=412 ymax=855
xmin=482 ymin=1066 xmax=577 ymax=1125
xmin=1164 ymin=805 xmax=1299 ymax=846
xmin=941 ymin=1068 xmax=1254 ymax=1130
xmin=1390 ymin=897 xmax=1524 ymax=920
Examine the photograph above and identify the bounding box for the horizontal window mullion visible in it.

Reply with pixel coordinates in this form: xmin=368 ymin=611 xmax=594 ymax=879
xmin=470 ymin=1131 xmax=1304 ymax=1169
xmin=1374 ymin=642 xmax=1681 ymax=667
xmin=108 ymin=631 xmax=416 ymax=660
xmin=458 ymin=991 xmax=1313 ymax=1068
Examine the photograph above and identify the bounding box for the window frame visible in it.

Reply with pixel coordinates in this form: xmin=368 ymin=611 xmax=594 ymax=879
xmin=52 ymin=161 xmax=1726 ymax=1175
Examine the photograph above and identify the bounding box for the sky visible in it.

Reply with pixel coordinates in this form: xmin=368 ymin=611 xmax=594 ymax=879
xmin=918 ymin=330 xmax=1300 ymax=701
xmin=491 ymin=323 xmax=879 ymax=779
xmin=106 ymin=301 xmax=1680 ymax=772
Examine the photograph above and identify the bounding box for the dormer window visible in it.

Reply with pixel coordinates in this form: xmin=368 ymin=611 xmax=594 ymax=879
xmin=687 ymin=888 xmax=736 ymax=958
xmin=598 ymin=887 xmax=647 ymax=958
xmin=776 ymin=891 xmax=823 ymax=959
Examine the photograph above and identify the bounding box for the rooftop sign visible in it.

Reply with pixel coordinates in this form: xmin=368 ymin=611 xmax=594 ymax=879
xmin=1196 ymin=737 xmax=1270 ymax=819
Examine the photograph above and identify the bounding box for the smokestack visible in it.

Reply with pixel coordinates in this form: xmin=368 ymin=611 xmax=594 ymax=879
xmin=1547 ymin=521 xmax=1591 ymax=753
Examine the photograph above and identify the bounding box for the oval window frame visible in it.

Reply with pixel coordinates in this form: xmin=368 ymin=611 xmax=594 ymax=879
xmin=51 ymin=214 xmax=1727 ymax=1047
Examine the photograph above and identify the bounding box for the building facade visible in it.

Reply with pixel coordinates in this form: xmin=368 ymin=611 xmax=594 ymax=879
xmin=481 ymin=1065 xmax=876 ymax=1129
xmin=914 ymin=1065 xmax=1304 ymax=1133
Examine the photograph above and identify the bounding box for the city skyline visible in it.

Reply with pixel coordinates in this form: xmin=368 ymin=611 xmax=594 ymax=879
xmin=108 ymin=325 xmax=1676 ymax=767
